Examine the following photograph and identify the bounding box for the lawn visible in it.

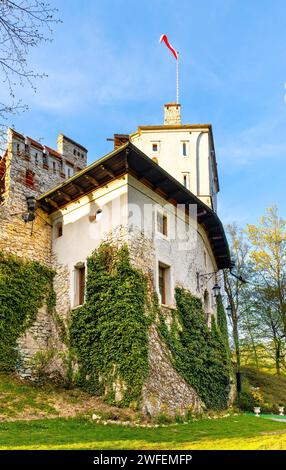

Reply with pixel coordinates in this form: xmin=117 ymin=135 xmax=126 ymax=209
xmin=0 ymin=415 xmax=286 ymax=450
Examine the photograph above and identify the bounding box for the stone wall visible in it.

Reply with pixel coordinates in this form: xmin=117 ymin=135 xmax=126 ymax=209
xmin=127 ymin=230 xmax=205 ymax=416
xmin=142 ymin=325 xmax=204 ymax=416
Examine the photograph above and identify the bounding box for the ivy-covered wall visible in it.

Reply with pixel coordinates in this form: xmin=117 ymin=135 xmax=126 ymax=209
xmin=70 ymin=243 xmax=232 ymax=412
xmin=69 ymin=243 xmax=152 ymax=406
xmin=0 ymin=251 xmax=55 ymax=371
xmin=158 ymin=288 xmax=231 ymax=410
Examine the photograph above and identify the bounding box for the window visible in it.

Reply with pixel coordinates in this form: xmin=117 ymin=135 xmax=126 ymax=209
xmin=53 ymin=161 xmax=56 ymax=173
xmin=157 ymin=211 xmax=168 ymax=236
xmin=182 ymin=173 xmax=190 ymax=189
xmin=182 ymin=142 xmax=187 ymax=156
xmin=35 ymin=152 xmax=38 ymax=163
xmin=66 ymin=165 xmax=74 ymax=178
xmin=158 ymin=263 xmax=171 ymax=305
xmin=73 ymin=149 xmax=76 ymax=155
xmin=55 ymin=222 xmax=63 ymax=238
xmin=25 ymin=169 xmax=34 ymax=187
xmin=16 ymin=143 xmax=20 ymax=154
xmin=43 ymin=154 xmax=48 ymax=167
xmin=159 ymin=265 xmax=167 ymax=304
xmin=75 ymin=264 xmax=86 ymax=306
xmin=152 ymin=143 xmax=158 ymax=152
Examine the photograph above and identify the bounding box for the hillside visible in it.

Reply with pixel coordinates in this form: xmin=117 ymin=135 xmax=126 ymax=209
xmin=241 ymin=367 xmax=286 ymax=410
xmin=0 ymin=373 xmax=141 ymax=423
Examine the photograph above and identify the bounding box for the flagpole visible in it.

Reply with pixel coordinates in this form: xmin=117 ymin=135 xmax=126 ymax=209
xmin=176 ymin=52 xmax=179 ymax=104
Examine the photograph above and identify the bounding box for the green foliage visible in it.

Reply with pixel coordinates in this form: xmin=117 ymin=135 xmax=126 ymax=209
xmin=216 ymin=294 xmax=229 ymax=348
xmin=239 ymin=366 xmax=286 ymax=412
xmin=0 ymin=252 xmax=55 ymax=371
xmin=69 ymin=243 xmax=151 ymax=406
xmin=158 ymin=288 xmax=231 ymax=410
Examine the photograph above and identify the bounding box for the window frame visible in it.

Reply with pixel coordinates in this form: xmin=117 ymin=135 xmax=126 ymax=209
xmin=156 ymin=210 xmax=168 ymax=237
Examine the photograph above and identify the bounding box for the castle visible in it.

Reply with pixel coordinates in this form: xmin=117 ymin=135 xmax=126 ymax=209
xmin=0 ymin=103 xmax=231 ymax=415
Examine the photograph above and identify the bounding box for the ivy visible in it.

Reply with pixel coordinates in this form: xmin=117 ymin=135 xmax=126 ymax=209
xmin=0 ymin=251 xmax=55 ymax=371
xmin=69 ymin=243 xmax=151 ymax=407
xmin=216 ymin=294 xmax=230 ymax=348
xmin=158 ymin=288 xmax=231 ymax=409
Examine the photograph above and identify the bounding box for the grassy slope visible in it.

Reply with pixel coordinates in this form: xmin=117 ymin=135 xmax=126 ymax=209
xmin=1 ymin=371 xmax=286 ymax=449
xmin=0 ymin=373 xmax=139 ymax=422
xmin=241 ymin=367 xmax=286 ymax=405
xmin=0 ymin=415 xmax=286 ymax=450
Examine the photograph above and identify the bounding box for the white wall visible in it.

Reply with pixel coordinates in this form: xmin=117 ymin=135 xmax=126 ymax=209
xmin=131 ymin=127 xmax=218 ymax=212
xmin=51 ymin=177 xmax=129 ymax=308
xmin=127 ymin=175 xmax=217 ymax=313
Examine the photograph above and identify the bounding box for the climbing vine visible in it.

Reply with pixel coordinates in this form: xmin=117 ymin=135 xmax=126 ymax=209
xmin=216 ymin=294 xmax=230 ymax=348
xmin=69 ymin=243 xmax=151 ymax=407
xmin=158 ymin=288 xmax=231 ymax=409
xmin=0 ymin=251 xmax=55 ymax=371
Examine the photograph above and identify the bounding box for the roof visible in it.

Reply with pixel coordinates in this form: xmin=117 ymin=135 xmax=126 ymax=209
xmin=37 ymin=142 xmax=230 ymax=269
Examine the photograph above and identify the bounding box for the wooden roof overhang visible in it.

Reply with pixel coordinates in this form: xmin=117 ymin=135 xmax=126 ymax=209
xmin=37 ymin=142 xmax=230 ymax=269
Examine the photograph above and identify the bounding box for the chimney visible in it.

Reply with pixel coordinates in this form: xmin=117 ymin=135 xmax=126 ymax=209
xmin=164 ymin=103 xmax=181 ymax=125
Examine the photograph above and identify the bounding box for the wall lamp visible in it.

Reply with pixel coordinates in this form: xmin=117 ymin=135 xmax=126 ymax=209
xmin=23 ymin=195 xmax=36 ymax=223
xmin=212 ymin=283 xmax=221 ymax=298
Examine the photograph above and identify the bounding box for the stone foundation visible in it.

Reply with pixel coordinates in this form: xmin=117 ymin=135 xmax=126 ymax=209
xmin=142 ymin=324 xmax=204 ymax=416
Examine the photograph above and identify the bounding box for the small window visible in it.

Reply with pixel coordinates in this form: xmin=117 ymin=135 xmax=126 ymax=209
xmin=75 ymin=265 xmax=86 ymax=306
xmin=158 ymin=263 xmax=171 ymax=305
xmin=182 ymin=173 xmax=190 ymax=189
xmin=157 ymin=211 xmax=168 ymax=236
xmin=182 ymin=142 xmax=187 ymax=156
xmin=73 ymin=149 xmax=76 ymax=155
xmin=35 ymin=152 xmax=38 ymax=163
xmin=53 ymin=161 xmax=56 ymax=173
xmin=55 ymin=222 xmax=63 ymax=238
xmin=43 ymin=154 xmax=48 ymax=166
xmin=159 ymin=265 xmax=167 ymax=304
xmin=67 ymin=166 xmax=73 ymax=178
xmin=25 ymin=169 xmax=34 ymax=187
xmin=152 ymin=142 xmax=159 ymax=152
xmin=16 ymin=143 xmax=20 ymax=154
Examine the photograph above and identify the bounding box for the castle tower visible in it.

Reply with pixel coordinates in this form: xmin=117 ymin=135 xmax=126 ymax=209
xmin=0 ymin=128 xmax=88 ymax=264
xmin=130 ymin=104 xmax=219 ymax=212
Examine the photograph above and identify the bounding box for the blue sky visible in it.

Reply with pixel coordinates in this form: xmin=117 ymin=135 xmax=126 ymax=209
xmin=4 ymin=0 xmax=286 ymax=226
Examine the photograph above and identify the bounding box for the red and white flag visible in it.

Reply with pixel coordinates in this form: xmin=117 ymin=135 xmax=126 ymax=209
xmin=159 ymin=34 xmax=178 ymax=60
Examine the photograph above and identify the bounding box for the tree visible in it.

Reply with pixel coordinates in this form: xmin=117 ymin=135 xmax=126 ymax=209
xmin=223 ymin=223 xmax=249 ymax=371
xmin=245 ymin=206 xmax=286 ymax=374
xmin=0 ymin=1 xmax=60 ymax=147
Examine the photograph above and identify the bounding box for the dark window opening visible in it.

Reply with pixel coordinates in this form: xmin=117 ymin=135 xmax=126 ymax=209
xmin=55 ymin=222 xmax=63 ymax=238
xmin=78 ymin=266 xmax=85 ymax=306
xmin=152 ymin=143 xmax=158 ymax=152
xmin=159 ymin=266 xmax=166 ymax=305
xmin=25 ymin=169 xmax=34 ymax=187
xmin=182 ymin=142 xmax=187 ymax=156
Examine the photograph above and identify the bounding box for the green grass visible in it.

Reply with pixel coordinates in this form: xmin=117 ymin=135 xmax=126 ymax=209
xmin=241 ymin=366 xmax=286 ymax=406
xmin=0 ymin=415 xmax=286 ymax=450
